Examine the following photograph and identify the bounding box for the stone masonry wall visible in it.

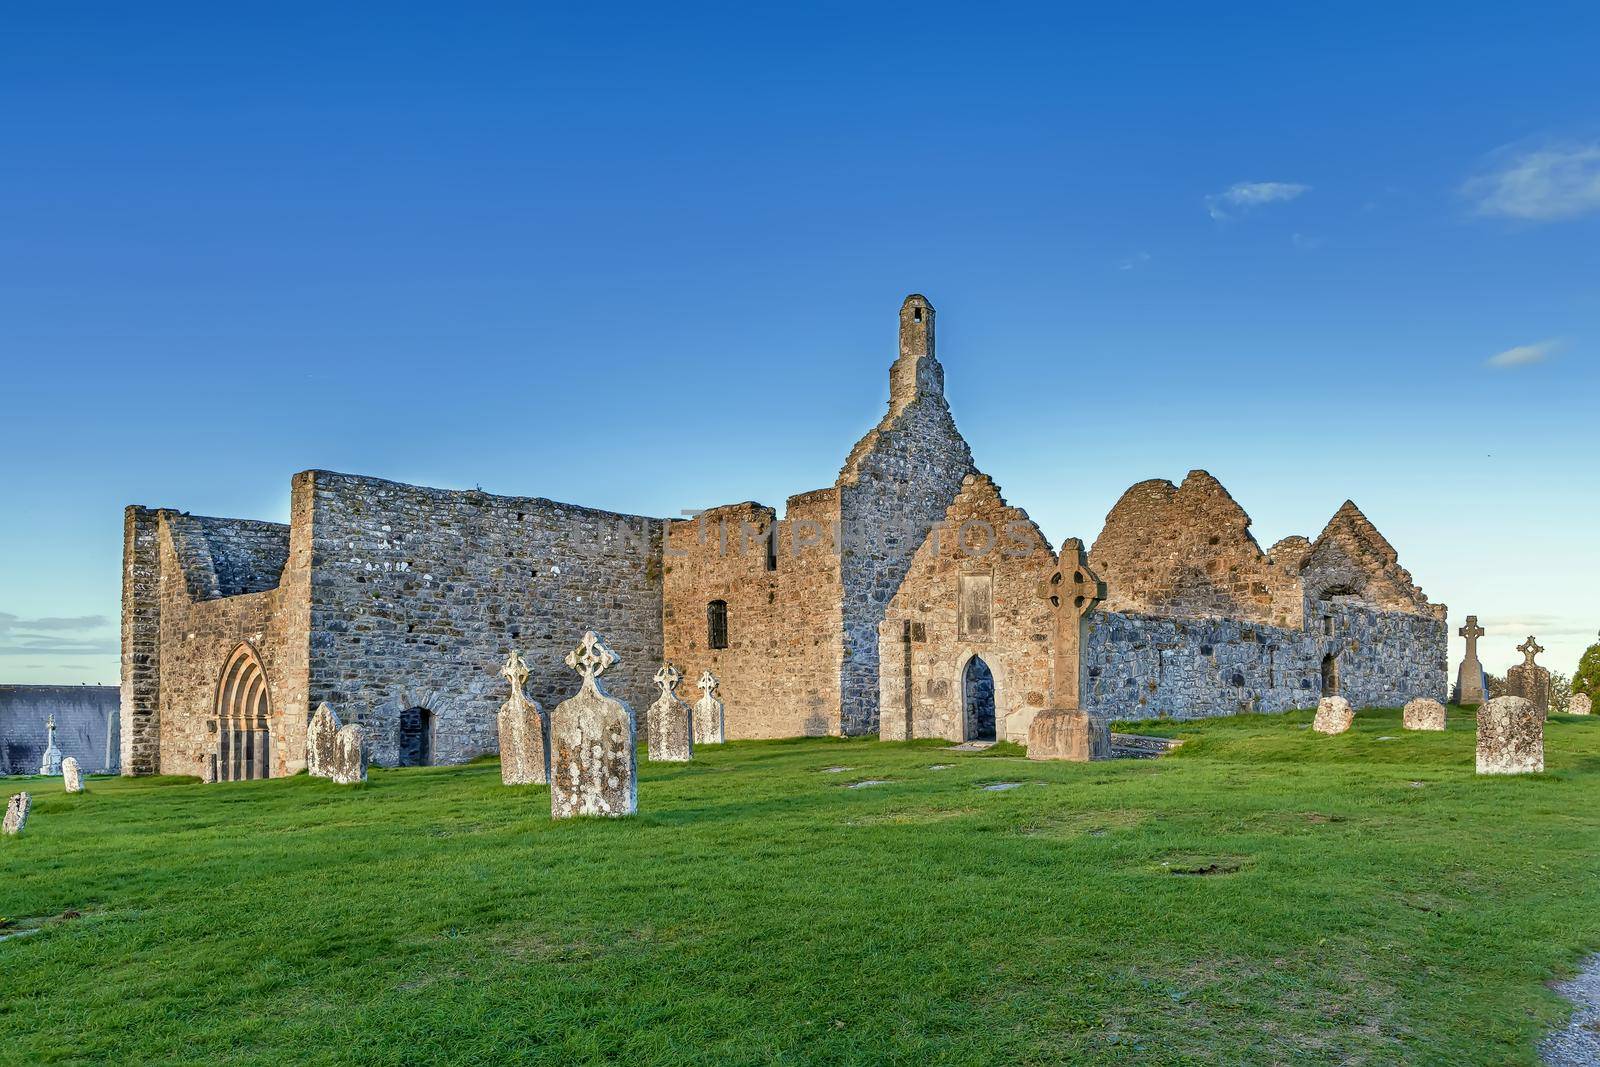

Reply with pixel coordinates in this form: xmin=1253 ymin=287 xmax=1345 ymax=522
xmin=120 ymin=507 xmax=162 ymax=775
xmin=1082 ymin=602 xmax=1448 ymax=722
xmin=661 ymin=492 xmax=844 ymax=738
xmin=835 ymin=296 xmax=975 ymax=735
xmin=878 ymin=474 xmax=1056 ymax=744
xmin=1089 ymin=471 xmax=1304 ymax=628
xmin=1 ymin=685 xmax=121 ymax=776
xmin=304 ymin=471 xmax=664 ymax=767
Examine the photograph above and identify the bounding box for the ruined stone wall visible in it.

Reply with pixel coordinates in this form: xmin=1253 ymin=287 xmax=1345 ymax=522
xmin=151 ymin=508 xmax=310 ymax=779
xmin=1301 ymin=501 xmax=1444 ymax=618
xmin=1082 ymin=602 xmax=1447 ymax=722
xmin=120 ymin=507 xmax=162 ymax=775
xmin=1089 ymin=471 xmax=1303 ymax=628
xmin=303 ymin=471 xmax=664 ymax=766
xmin=835 ymin=296 xmax=975 ymax=735
xmin=878 ymin=474 xmax=1055 ymax=744
xmin=0 ymin=685 xmax=121 ymax=776
xmin=661 ymin=492 xmax=843 ymax=738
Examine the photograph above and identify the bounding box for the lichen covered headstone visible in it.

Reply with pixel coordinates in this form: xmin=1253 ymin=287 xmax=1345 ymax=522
xmin=693 ymin=670 xmax=726 ymax=745
xmin=497 ymin=650 xmax=548 ymax=785
xmin=646 ymin=664 xmax=693 ymax=763
xmin=1571 ymin=693 xmax=1593 ymax=716
xmin=550 ymin=631 xmax=637 ymax=818
xmin=1477 ymin=695 xmax=1543 ymax=775
xmin=306 ymin=702 xmax=341 ymax=779
xmin=3 ymin=793 xmax=30 ymax=836
xmin=62 ymin=757 xmax=84 ymax=794
xmin=1402 ymin=698 xmax=1446 ymax=731
xmin=330 ymin=723 xmax=367 ymax=785
xmin=1313 ymin=696 xmax=1354 ymax=735
xmin=1027 ymin=708 xmax=1111 ymax=762
xmin=1505 ymin=636 xmax=1551 ymax=715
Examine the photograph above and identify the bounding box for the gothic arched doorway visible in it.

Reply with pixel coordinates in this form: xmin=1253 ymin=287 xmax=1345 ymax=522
xmin=215 ymin=644 xmax=271 ymax=781
xmin=963 ymin=656 xmax=996 ymax=742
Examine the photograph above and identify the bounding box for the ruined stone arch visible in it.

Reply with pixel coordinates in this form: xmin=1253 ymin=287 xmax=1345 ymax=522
xmin=214 ymin=642 xmax=272 ymax=781
xmin=955 ymin=650 xmax=1000 ymax=743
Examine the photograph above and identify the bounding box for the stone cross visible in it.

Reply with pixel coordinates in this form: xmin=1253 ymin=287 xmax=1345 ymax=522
xmin=1455 ymin=615 xmax=1487 ymax=706
xmin=1041 ymin=537 xmax=1105 ymax=711
xmin=565 ymin=630 xmax=617 ymax=687
xmin=500 ymin=649 xmax=530 ymax=696
xmin=697 ymin=670 xmax=718 ymax=699
xmin=1517 ymin=635 xmax=1544 ymax=669
xmin=653 ymin=663 xmax=682 ymax=696
xmin=646 ymin=663 xmax=692 ymax=762
xmin=693 ymin=670 xmax=725 ymax=745
xmin=38 ymin=715 xmax=63 ymax=776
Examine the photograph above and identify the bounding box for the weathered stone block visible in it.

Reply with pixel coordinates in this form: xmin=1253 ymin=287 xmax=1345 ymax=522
xmin=1402 ymin=698 xmax=1446 ymax=731
xmin=62 ymin=757 xmax=83 ymax=794
xmin=306 ymin=703 xmax=340 ymax=779
xmin=1571 ymin=694 xmax=1593 ymax=716
xmin=1312 ymin=696 xmax=1354 ymax=735
xmin=646 ymin=665 xmax=693 ymax=762
xmin=550 ymin=632 xmax=637 ymax=818
xmin=3 ymin=792 xmax=30 ymax=835
xmin=693 ymin=671 xmax=725 ymax=745
xmin=1477 ymin=696 xmax=1543 ymax=775
xmin=1027 ymin=708 xmax=1110 ymax=762
xmin=330 ymin=723 xmax=367 ymax=785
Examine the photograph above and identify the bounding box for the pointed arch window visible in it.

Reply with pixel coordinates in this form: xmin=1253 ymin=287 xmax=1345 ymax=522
xmin=215 ymin=644 xmax=272 ymax=781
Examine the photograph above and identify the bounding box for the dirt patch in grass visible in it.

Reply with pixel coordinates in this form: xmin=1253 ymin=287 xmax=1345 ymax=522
xmin=1158 ymin=853 xmax=1254 ymax=876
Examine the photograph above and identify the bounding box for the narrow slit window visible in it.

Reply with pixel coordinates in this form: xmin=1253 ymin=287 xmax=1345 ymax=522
xmin=707 ymin=600 xmax=729 ymax=650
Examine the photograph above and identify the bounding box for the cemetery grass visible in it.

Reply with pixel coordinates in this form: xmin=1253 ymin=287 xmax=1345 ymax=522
xmin=4 ymin=709 xmax=1600 ymax=1065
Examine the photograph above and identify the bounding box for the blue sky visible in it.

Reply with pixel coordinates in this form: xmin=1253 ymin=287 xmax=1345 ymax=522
xmin=3 ymin=2 xmax=1597 ymax=686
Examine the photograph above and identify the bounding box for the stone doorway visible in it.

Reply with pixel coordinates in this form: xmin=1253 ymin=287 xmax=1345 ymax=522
xmin=214 ymin=644 xmax=272 ymax=781
xmin=1321 ymin=654 xmax=1340 ymax=697
xmin=397 ymin=707 xmax=433 ymax=767
xmin=963 ymin=656 xmax=996 ymax=742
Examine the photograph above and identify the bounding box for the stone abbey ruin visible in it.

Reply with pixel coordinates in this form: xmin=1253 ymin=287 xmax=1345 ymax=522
xmin=119 ymin=295 xmax=1448 ymax=779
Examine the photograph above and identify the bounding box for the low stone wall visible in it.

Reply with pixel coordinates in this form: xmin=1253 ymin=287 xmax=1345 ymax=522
xmin=1082 ymin=602 xmax=1447 ymax=721
xmin=0 ymin=685 xmax=121 ymax=775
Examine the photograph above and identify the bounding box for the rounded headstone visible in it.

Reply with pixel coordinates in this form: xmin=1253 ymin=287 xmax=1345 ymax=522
xmin=1402 ymin=698 xmax=1447 ymax=731
xmin=1312 ymin=696 xmax=1354 ymax=735
xmin=1569 ymin=693 xmax=1592 ymax=717
xmin=1476 ymin=696 xmax=1543 ymax=775
xmin=62 ymin=756 xmax=84 ymax=794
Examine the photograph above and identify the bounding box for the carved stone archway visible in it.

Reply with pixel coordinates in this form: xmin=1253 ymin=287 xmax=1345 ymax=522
xmin=214 ymin=644 xmax=272 ymax=781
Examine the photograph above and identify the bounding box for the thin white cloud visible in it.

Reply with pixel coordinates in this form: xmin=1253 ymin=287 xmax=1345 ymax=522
xmin=1486 ymin=339 xmax=1560 ymax=369
xmin=1465 ymin=142 xmax=1600 ymax=221
xmin=0 ymin=610 xmax=116 ymax=656
xmin=1118 ymin=252 xmax=1151 ymax=271
xmin=1206 ymin=181 xmax=1310 ymax=221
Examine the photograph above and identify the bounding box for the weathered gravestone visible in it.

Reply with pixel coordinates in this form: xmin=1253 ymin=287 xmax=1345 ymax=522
xmin=646 ymin=664 xmax=693 ymax=763
xmin=1505 ymin=636 xmax=1551 ymax=715
xmin=3 ymin=793 xmax=30 ymax=836
xmin=1477 ymin=695 xmax=1543 ymax=775
xmin=497 ymin=650 xmax=548 ymax=785
xmin=1572 ymin=693 xmax=1593 ymax=716
xmin=62 ymin=756 xmax=84 ymax=794
xmin=1029 ymin=538 xmax=1112 ymax=761
xmin=330 ymin=723 xmax=367 ymax=785
xmin=1455 ymin=616 xmax=1487 ymax=706
xmin=1403 ymin=698 xmax=1447 ymax=731
xmin=1313 ymin=696 xmax=1354 ymax=735
xmin=305 ymin=703 xmax=341 ymax=779
xmin=693 ymin=670 xmax=725 ymax=745
xmin=38 ymin=715 xmax=62 ymax=776
xmin=550 ymin=631 xmax=637 ymax=818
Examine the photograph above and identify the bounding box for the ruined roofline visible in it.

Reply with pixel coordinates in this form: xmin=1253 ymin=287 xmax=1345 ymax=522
xmin=1090 ymin=469 xmax=1275 ymax=561
xmin=944 ymin=472 xmax=1054 ymax=555
xmin=294 ymin=469 xmax=666 ymax=525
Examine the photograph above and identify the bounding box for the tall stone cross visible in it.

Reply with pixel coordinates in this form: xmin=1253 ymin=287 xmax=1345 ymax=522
xmin=1459 ymin=616 xmax=1484 ymax=656
xmin=501 ymin=650 xmax=530 ymax=700
xmin=1455 ymin=615 xmax=1487 ymax=706
xmin=1041 ymin=538 xmax=1105 ymax=711
xmin=1517 ymin=635 xmax=1544 ymax=669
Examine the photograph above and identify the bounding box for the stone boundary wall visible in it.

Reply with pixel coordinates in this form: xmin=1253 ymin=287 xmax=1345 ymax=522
xmin=303 ymin=471 xmax=665 ymax=767
xmin=0 ymin=685 xmax=121 ymax=776
xmin=1082 ymin=602 xmax=1448 ymax=722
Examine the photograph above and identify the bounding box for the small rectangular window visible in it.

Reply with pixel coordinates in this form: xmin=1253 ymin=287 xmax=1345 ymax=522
xmin=707 ymin=600 xmax=729 ymax=650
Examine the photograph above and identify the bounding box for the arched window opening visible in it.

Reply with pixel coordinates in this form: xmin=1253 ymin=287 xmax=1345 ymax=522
xmin=963 ymin=656 xmax=996 ymax=742
xmin=707 ymin=600 xmax=729 ymax=650
xmin=215 ymin=644 xmax=271 ymax=781
xmin=398 ymin=707 xmax=433 ymax=767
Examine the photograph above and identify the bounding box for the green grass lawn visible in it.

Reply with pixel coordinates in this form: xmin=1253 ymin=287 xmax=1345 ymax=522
xmin=4 ymin=707 xmax=1599 ymax=1065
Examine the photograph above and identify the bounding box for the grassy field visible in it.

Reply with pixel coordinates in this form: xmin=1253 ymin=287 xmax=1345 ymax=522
xmin=3 ymin=707 xmax=1599 ymax=1065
